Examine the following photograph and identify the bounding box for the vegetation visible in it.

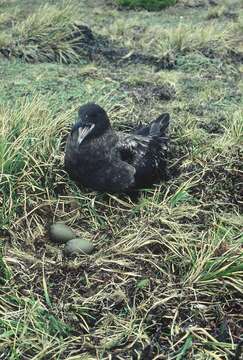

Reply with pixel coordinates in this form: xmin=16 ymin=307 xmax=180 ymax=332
xmin=0 ymin=3 xmax=88 ymax=63
xmin=0 ymin=0 xmax=242 ymax=359
xmin=116 ymin=0 xmax=177 ymax=11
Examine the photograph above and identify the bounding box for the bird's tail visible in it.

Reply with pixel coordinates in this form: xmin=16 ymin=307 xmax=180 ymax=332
xmin=134 ymin=113 xmax=170 ymax=137
xmin=149 ymin=113 xmax=170 ymax=137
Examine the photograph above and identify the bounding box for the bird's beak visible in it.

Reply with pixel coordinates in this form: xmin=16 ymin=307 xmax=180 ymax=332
xmin=77 ymin=124 xmax=95 ymax=145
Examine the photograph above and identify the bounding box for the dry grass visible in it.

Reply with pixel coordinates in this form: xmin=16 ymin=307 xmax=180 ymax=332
xmin=0 ymin=2 xmax=86 ymax=63
xmin=100 ymin=16 xmax=236 ymax=58
xmin=0 ymin=0 xmax=242 ymax=359
xmin=156 ymin=23 xmax=233 ymax=54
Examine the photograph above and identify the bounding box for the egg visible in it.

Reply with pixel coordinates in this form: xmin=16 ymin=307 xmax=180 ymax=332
xmin=64 ymin=238 xmax=94 ymax=256
xmin=49 ymin=223 xmax=76 ymax=244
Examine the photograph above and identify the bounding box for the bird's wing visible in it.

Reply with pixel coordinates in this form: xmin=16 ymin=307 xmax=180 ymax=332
xmin=115 ymin=133 xmax=152 ymax=164
xmin=115 ymin=132 xmax=168 ymax=168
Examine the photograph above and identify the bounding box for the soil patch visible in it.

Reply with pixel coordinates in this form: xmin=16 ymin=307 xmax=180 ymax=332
xmin=121 ymin=81 xmax=176 ymax=104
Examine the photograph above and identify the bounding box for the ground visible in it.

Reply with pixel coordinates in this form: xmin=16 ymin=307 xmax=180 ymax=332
xmin=0 ymin=0 xmax=242 ymax=359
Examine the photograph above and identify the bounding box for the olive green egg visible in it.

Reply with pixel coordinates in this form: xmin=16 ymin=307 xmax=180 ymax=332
xmin=49 ymin=223 xmax=76 ymax=244
xmin=64 ymin=238 xmax=94 ymax=256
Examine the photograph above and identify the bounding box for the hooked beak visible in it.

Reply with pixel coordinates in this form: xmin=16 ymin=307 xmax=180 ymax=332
xmin=77 ymin=124 xmax=95 ymax=145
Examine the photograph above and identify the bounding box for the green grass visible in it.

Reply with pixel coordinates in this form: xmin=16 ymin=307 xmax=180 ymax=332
xmin=0 ymin=0 xmax=242 ymax=359
xmin=116 ymin=0 xmax=177 ymax=11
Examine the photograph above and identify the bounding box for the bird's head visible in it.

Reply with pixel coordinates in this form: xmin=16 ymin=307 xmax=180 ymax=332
xmin=71 ymin=103 xmax=111 ymax=145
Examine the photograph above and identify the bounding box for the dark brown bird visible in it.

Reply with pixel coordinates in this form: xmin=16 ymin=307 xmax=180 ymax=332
xmin=64 ymin=103 xmax=170 ymax=193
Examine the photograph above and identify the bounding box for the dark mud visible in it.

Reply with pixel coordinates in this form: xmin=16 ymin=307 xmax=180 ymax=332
xmin=121 ymin=81 xmax=176 ymax=104
xmin=228 ymin=49 xmax=243 ymax=65
xmin=198 ymin=116 xmax=225 ymax=134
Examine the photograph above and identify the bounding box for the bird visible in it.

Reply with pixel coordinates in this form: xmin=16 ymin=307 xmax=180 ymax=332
xmin=64 ymin=103 xmax=170 ymax=193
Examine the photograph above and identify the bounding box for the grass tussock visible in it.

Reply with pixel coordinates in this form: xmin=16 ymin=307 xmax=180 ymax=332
xmin=206 ymin=0 xmax=240 ymax=20
xmin=0 ymin=0 xmax=242 ymax=358
xmin=216 ymin=109 xmax=243 ymax=150
xmin=0 ymin=95 xmax=74 ymax=227
xmin=101 ymin=17 xmax=235 ymax=59
xmin=0 ymin=11 xmax=16 ymax=27
xmin=0 ymin=2 xmax=87 ymax=63
xmin=140 ymin=22 xmax=234 ymax=57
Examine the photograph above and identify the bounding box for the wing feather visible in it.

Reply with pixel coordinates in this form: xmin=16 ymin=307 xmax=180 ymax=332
xmin=115 ymin=133 xmax=167 ymax=166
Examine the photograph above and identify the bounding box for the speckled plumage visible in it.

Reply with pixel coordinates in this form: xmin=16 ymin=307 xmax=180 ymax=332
xmin=64 ymin=103 xmax=169 ymax=193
